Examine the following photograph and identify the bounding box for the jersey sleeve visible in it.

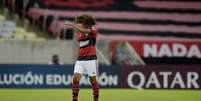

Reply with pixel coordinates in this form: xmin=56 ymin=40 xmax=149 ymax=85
xmin=91 ymin=27 xmax=97 ymax=33
xmin=91 ymin=27 xmax=97 ymax=38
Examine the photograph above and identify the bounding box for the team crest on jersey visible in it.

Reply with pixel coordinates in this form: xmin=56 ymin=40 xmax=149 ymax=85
xmin=85 ymin=33 xmax=89 ymax=36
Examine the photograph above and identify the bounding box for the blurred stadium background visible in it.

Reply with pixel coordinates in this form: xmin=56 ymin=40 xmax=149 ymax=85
xmin=0 ymin=0 xmax=201 ymax=101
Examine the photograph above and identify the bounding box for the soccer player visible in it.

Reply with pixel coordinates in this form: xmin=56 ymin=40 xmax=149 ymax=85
xmin=64 ymin=14 xmax=99 ymax=101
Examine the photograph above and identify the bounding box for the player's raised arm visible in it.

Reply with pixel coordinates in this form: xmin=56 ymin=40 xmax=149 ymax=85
xmin=64 ymin=14 xmax=96 ymax=33
xmin=65 ymin=21 xmax=91 ymax=33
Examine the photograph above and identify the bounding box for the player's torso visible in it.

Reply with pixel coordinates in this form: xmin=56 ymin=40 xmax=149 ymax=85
xmin=77 ymin=28 xmax=97 ymax=60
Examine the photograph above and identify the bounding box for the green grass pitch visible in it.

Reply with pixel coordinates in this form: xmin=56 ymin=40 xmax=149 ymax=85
xmin=0 ymin=89 xmax=201 ymax=101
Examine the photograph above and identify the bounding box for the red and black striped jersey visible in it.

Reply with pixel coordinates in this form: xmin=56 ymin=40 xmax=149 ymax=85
xmin=77 ymin=27 xmax=97 ymax=60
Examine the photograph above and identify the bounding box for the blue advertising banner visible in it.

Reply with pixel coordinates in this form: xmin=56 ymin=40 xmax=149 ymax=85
xmin=0 ymin=65 xmax=119 ymax=88
xmin=1 ymin=64 xmax=201 ymax=89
